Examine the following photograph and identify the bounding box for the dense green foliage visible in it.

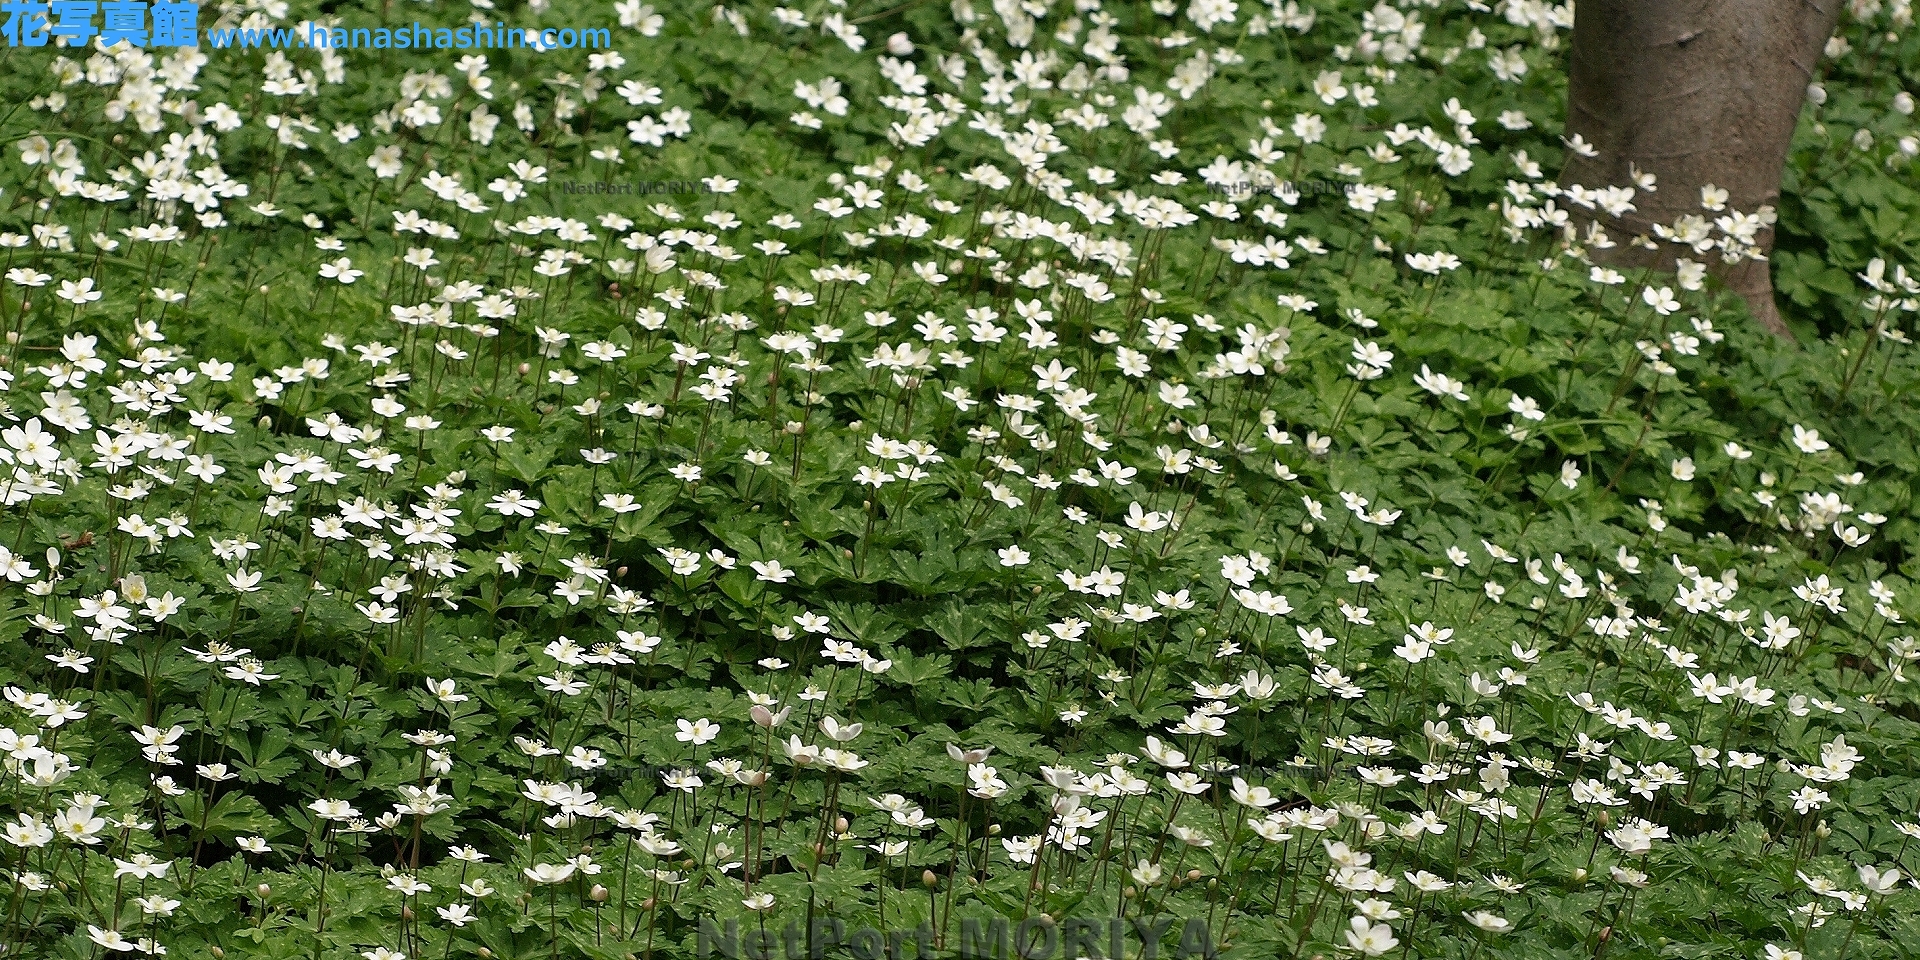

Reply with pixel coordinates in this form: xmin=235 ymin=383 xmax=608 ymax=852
xmin=2 ymin=1 xmax=1920 ymax=959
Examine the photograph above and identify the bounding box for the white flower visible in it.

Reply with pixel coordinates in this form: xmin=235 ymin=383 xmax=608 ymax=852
xmin=318 ymin=258 xmax=364 ymax=283
xmin=1464 ymin=911 xmax=1511 ymax=933
xmin=1606 ymin=817 xmax=1670 ymax=856
xmin=309 ymin=799 xmax=359 ymax=821
xmin=1560 ymin=460 xmax=1582 ymax=489
xmin=820 ymin=716 xmax=863 ymax=742
xmin=1791 ymin=425 xmax=1830 ymax=454
xmin=675 ymin=718 xmax=720 ymax=745
xmin=89 ymin=927 xmax=137 ymax=952
xmin=1641 ymin=285 xmax=1680 ymax=315
xmin=523 ymin=862 xmax=577 ymax=884
xmin=1858 ymin=864 xmax=1902 ymax=895
xmin=57 ymin=278 xmax=102 ymax=304
xmin=1406 ymin=251 xmax=1462 ymax=274
xmin=1344 ymin=916 xmax=1399 ymax=956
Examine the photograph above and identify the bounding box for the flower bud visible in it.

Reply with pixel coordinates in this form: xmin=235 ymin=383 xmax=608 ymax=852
xmin=591 ymin=885 xmax=610 ymax=903
xmin=257 ymin=883 xmax=272 ymax=898
xmin=835 ymin=817 xmax=850 ymax=834
xmin=922 ymin=870 xmax=938 ymax=888
xmin=211 ymin=950 xmax=225 ymax=960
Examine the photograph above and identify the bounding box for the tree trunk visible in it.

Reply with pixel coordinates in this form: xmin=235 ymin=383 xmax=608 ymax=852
xmin=1561 ymin=0 xmax=1844 ymax=338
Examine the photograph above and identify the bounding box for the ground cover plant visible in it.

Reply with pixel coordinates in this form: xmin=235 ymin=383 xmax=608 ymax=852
xmin=4 ymin=0 xmax=1920 ymax=958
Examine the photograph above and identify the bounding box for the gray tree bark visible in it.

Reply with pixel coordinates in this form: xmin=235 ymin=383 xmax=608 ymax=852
xmin=1561 ymin=0 xmax=1845 ymax=338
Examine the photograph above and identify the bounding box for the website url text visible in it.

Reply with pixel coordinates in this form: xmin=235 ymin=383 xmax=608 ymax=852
xmin=207 ymin=21 xmax=611 ymax=50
